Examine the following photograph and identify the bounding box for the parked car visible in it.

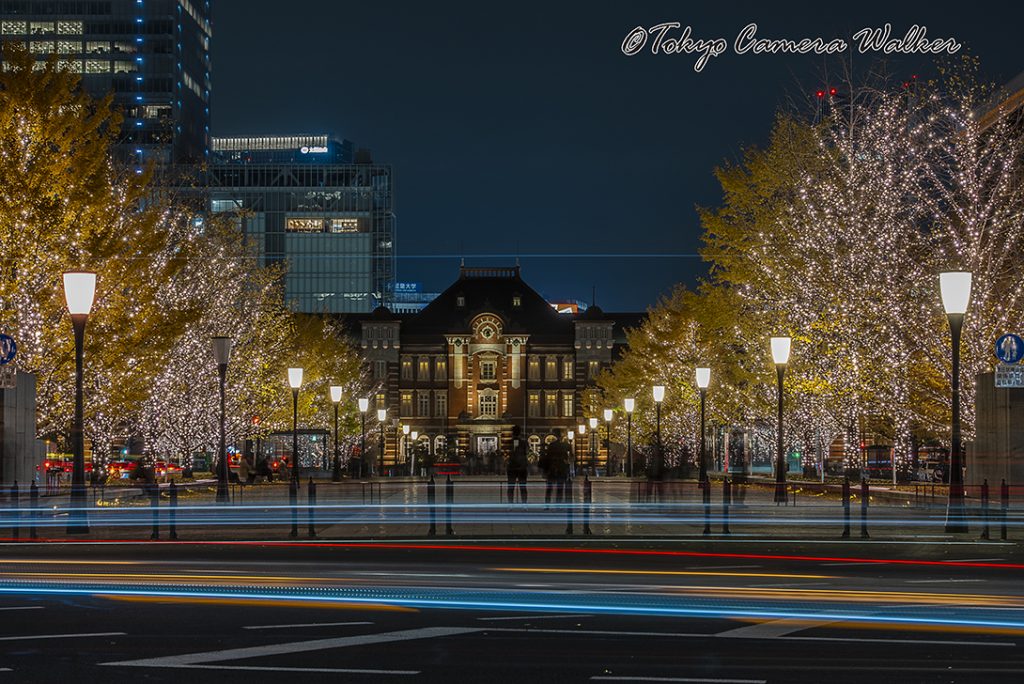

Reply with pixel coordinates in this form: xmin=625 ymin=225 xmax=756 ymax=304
xmin=107 ymin=460 xmax=138 ymax=479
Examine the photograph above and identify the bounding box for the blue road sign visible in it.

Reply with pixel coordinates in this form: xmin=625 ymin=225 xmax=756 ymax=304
xmin=995 ymin=333 xmax=1024 ymax=365
xmin=0 ymin=334 xmax=15 ymax=366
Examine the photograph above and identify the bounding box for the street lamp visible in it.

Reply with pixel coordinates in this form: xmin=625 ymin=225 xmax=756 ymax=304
xmin=653 ymin=385 xmax=665 ymax=477
xmin=770 ymin=337 xmax=791 ymax=503
xmin=358 ymin=397 xmax=369 ymax=477
xmin=603 ymin=408 xmax=613 ymax=475
xmin=330 ymin=385 xmax=343 ymax=482
xmin=213 ymin=336 xmax=232 ymax=502
xmin=578 ymin=422 xmax=586 ymax=473
xmin=63 ymin=271 xmax=96 ymax=533
xmin=940 ymin=271 xmax=971 ymax=533
xmin=411 ymin=430 xmax=419 ymax=476
xmin=288 ymin=367 xmax=303 ymax=484
xmin=403 ymin=423 xmax=411 ymax=472
xmin=624 ymin=397 xmax=635 ymax=477
xmin=696 ymin=367 xmax=710 ymax=483
xmin=589 ymin=416 xmax=598 ymax=475
xmin=377 ymin=408 xmax=387 ymax=474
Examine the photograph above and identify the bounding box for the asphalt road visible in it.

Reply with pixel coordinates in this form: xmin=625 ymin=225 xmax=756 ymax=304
xmin=2 ymin=538 xmax=1023 ymax=683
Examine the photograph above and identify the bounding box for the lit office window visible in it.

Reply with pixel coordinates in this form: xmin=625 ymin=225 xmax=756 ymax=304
xmin=86 ymin=41 xmax=109 ymax=55
xmin=562 ymin=393 xmax=574 ymax=417
xmin=528 ymin=392 xmax=540 ymax=418
xmin=30 ymin=41 xmax=54 ymax=53
xmin=30 ymin=22 xmax=55 ymax=36
xmin=545 ymin=392 xmax=557 ymax=417
xmin=330 ymin=218 xmax=359 ymax=233
xmin=286 ymin=217 xmax=324 ymax=232
xmin=113 ymin=61 xmax=137 ymax=74
xmin=2 ymin=21 xmax=27 ymax=35
xmin=84 ymin=60 xmax=109 ymax=74
xmin=57 ymin=21 xmax=83 ymax=35
xmin=479 ymin=394 xmax=497 ymax=418
xmin=57 ymin=41 xmax=80 ymax=53
xmin=563 ymin=357 xmax=574 ymax=380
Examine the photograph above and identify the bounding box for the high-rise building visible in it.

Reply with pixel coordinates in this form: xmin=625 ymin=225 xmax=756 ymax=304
xmin=209 ymin=134 xmax=395 ymax=314
xmin=0 ymin=0 xmax=212 ymax=166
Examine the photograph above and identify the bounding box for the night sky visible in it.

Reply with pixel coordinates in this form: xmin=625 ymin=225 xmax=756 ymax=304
xmin=212 ymin=1 xmax=1024 ymax=311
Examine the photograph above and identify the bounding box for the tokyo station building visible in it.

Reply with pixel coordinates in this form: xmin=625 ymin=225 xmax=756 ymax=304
xmin=353 ymin=265 xmax=642 ymax=472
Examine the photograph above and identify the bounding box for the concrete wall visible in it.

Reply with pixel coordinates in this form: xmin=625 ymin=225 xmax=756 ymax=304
xmin=970 ymin=372 xmax=1024 ymax=486
xmin=0 ymin=371 xmax=45 ymax=485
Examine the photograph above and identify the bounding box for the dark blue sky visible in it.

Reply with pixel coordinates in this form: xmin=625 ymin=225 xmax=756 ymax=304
xmin=212 ymin=1 xmax=1024 ymax=311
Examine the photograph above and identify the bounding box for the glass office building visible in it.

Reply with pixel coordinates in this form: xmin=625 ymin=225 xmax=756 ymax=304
xmin=209 ymin=135 xmax=395 ymax=314
xmin=0 ymin=0 xmax=212 ymax=167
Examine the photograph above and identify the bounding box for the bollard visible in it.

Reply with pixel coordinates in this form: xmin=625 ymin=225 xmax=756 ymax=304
xmin=168 ymin=481 xmax=178 ymax=540
xmin=1001 ymin=479 xmax=1009 ymax=540
xmin=10 ymin=482 xmax=19 ymax=541
xmin=445 ymin=475 xmax=455 ymax=536
xmin=307 ymin=477 xmax=317 ymax=538
xmin=980 ymin=479 xmax=990 ymax=540
xmin=565 ymin=476 xmax=574 ymax=536
xmin=289 ymin=477 xmax=299 ymax=538
xmin=149 ymin=483 xmax=160 ymax=540
xmin=702 ymin=479 xmax=711 ymax=536
xmin=860 ymin=478 xmax=869 ymax=539
xmin=721 ymin=477 xmax=731 ymax=534
xmin=583 ymin=474 xmax=592 ymax=536
xmin=29 ymin=482 xmax=38 ymax=541
xmin=841 ymin=477 xmax=851 ymax=538
xmin=427 ymin=476 xmax=437 ymax=536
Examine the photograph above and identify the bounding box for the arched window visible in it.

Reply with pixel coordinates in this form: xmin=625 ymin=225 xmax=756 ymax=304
xmin=528 ymin=435 xmax=541 ymax=455
xmin=434 ymin=435 xmax=447 ymax=457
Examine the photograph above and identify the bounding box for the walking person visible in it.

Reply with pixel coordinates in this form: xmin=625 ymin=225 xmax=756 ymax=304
xmin=545 ymin=428 xmax=572 ymax=504
xmin=507 ymin=425 xmax=529 ymax=504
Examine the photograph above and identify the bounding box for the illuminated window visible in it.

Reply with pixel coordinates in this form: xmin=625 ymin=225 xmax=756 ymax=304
xmin=417 ymin=392 xmax=430 ymax=417
xmin=563 ymin=357 xmax=574 ymax=380
xmin=376 ymin=392 xmax=386 ymax=410
xmin=30 ymin=41 xmax=54 ymax=53
xmin=545 ymin=357 xmax=557 ymax=380
xmin=528 ymin=358 xmax=540 ymax=381
xmin=480 ymin=359 xmax=496 ymax=381
xmin=57 ymin=41 xmax=80 ymax=53
xmin=2 ymin=21 xmax=27 ymax=35
xmin=562 ymin=393 xmax=574 ymax=417
xmin=113 ymin=61 xmax=137 ymax=74
xmin=30 ymin=22 xmax=55 ymax=36
xmin=512 ymin=295 xmax=521 ymax=307
xmin=588 ymin=360 xmax=600 ymax=379
xmin=401 ymin=358 xmax=413 ymax=380
xmin=417 ymin=357 xmax=430 ymax=381
xmin=86 ymin=41 xmax=109 ymax=55
xmin=545 ymin=392 xmax=557 ymax=417
xmin=286 ymin=217 xmax=324 ymax=233
xmin=528 ymin=392 xmax=540 ymax=418
xmin=435 ymin=358 xmax=447 ymax=381
xmin=401 ymin=392 xmax=413 ymax=416
xmin=479 ymin=394 xmax=497 ymax=418
xmin=57 ymin=21 xmax=82 ymax=35
xmin=84 ymin=60 xmax=108 ymax=74
xmin=330 ymin=218 xmax=359 ymax=233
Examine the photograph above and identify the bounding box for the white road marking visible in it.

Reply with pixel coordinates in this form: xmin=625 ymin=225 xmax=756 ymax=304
xmin=102 ymin=626 xmax=480 ymax=668
xmin=146 ymin=665 xmax=418 ymax=675
xmin=243 ymin=621 xmax=373 ymax=630
xmin=905 ymin=579 xmax=987 ymax=584
xmin=0 ymin=632 xmax=124 ymax=642
xmin=477 ymin=614 xmax=588 ymax=621
xmin=489 ymin=628 xmax=1015 ymax=647
xmin=0 ymin=607 xmax=42 ymax=612
xmin=592 ymin=678 xmax=765 ymax=683
xmin=716 ymin=619 xmax=830 ymax=639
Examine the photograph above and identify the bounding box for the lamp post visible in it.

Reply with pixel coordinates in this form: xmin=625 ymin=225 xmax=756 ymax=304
xmin=288 ymin=367 xmax=303 ymax=484
xmin=603 ymin=408 xmax=613 ymax=475
xmin=653 ymin=385 xmax=665 ymax=477
xmin=402 ymin=423 xmax=411 ymax=473
xmin=589 ymin=416 xmax=598 ymax=475
xmin=696 ymin=367 xmax=710 ymax=483
xmin=330 ymin=385 xmax=343 ymax=482
xmin=358 ymin=398 xmax=369 ymax=478
xmin=578 ymin=422 xmax=586 ymax=474
xmin=411 ymin=430 xmax=419 ymax=476
xmin=770 ymin=337 xmax=791 ymax=503
xmin=63 ymin=271 xmax=96 ymax=534
xmin=624 ymin=398 xmax=635 ymax=477
xmin=213 ymin=336 xmax=232 ymax=503
xmin=940 ymin=271 xmax=972 ymax=533
xmin=377 ymin=408 xmax=387 ymax=475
